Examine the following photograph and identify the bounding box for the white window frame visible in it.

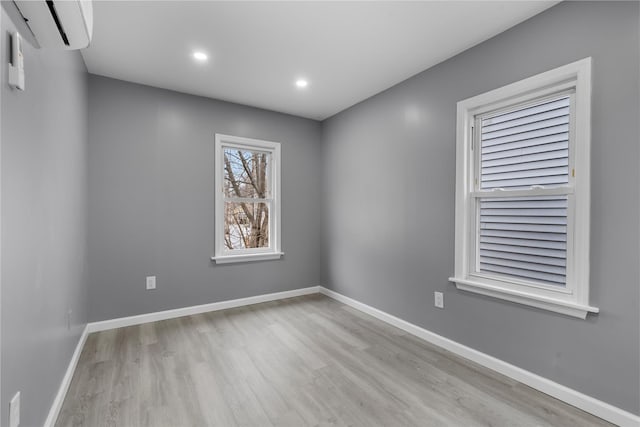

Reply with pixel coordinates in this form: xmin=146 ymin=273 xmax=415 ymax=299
xmin=449 ymin=58 xmax=598 ymax=319
xmin=212 ymin=134 xmax=283 ymax=264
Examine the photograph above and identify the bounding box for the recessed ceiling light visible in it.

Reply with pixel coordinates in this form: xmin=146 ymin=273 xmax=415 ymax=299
xmin=193 ymin=51 xmax=208 ymax=62
xmin=295 ymin=79 xmax=309 ymax=89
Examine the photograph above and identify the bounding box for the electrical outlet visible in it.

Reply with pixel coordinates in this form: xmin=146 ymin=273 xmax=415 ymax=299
xmin=146 ymin=276 xmax=156 ymax=290
xmin=10 ymin=391 xmax=20 ymax=427
xmin=434 ymin=292 xmax=444 ymax=309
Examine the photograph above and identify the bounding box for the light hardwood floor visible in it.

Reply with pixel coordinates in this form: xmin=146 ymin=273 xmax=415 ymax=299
xmin=56 ymin=294 xmax=612 ymax=427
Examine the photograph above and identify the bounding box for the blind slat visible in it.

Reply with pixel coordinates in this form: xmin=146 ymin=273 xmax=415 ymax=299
xmin=482 ymin=106 xmax=570 ymax=133
xmin=479 ymin=263 xmax=566 ymax=285
xmin=481 ymin=175 xmax=568 ymax=189
xmin=482 ymin=149 xmax=568 ymax=168
xmin=480 ymin=199 xmax=567 ymax=209
xmin=481 ymin=125 xmax=569 ymax=148
xmin=482 ymin=116 xmax=569 ymax=141
xmin=480 ymin=256 xmax=566 ymax=275
xmin=482 ymin=137 xmax=568 ymax=158
xmin=482 ymin=166 xmax=568 ymax=181
xmin=480 ymin=222 xmax=567 ymax=233
xmin=480 ymin=215 xmax=566 ymax=225
xmin=480 ymin=243 xmax=565 ymax=259
xmin=480 ymin=250 xmax=566 ymax=268
xmin=481 ymin=208 xmax=567 ymax=217
xmin=480 ymin=235 xmax=567 ymax=249
xmin=482 ymin=97 xmax=570 ymax=126
xmin=482 ymin=158 xmax=568 ymax=176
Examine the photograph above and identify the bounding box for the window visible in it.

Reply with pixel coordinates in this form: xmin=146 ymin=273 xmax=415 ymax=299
xmin=449 ymin=58 xmax=598 ymax=318
xmin=213 ymin=134 xmax=282 ymax=264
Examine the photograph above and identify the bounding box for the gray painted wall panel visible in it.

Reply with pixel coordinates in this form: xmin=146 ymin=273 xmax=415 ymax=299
xmin=87 ymin=75 xmax=322 ymax=321
xmin=1 ymin=8 xmax=89 ymax=427
xmin=321 ymin=1 xmax=640 ymax=414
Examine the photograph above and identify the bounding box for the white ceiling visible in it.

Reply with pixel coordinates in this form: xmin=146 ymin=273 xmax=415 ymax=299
xmin=82 ymin=1 xmax=558 ymax=120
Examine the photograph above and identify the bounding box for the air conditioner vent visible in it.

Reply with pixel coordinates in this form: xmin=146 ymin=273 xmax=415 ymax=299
xmin=14 ymin=0 xmax=92 ymax=50
xmin=45 ymin=0 xmax=70 ymax=46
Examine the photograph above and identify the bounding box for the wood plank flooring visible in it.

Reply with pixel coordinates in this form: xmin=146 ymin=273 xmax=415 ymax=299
xmin=56 ymin=294 xmax=612 ymax=427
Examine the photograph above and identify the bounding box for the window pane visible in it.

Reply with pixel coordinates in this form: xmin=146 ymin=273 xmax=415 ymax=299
xmin=480 ymin=96 xmax=570 ymax=190
xmin=478 ymin=195 xmax=567 ymax=287
xmin=224 ymin=202 xmax=270 ymax=250
xmin=223 ymin=148 xmax=270 ymax=198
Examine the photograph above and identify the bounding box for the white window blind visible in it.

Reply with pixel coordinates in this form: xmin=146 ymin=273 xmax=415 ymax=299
xmin=479 ymin=195 xmax=567 ymax=286
xmin=477 ymin=95 xmax=571 ymax=287
xmin=480 ymin=96 xmax=570 ymax=190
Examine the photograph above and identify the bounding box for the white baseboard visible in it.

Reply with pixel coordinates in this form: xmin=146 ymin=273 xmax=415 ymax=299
xmin=43 ymin=325 xmax=89 ymax=427
xmin=87 ymin=286 xmax=320 ymax=333
xmin=319 ymin=286 xmax=640 ymax=427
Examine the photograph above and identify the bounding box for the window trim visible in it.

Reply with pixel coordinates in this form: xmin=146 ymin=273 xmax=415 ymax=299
xmin=449 ymin=58 xmax=598 ymax=319
xmin=212 ymin=134 xmax=283 ymax=264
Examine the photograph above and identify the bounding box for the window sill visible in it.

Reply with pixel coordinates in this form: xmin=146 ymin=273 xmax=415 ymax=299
xmin=211 ymin=252 xmax=284 ymax=264
xmin=448 ymin=277 xmax=599 ymax=319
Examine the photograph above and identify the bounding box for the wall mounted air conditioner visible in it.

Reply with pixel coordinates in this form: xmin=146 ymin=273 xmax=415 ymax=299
xmin=13 ymin=0 xmax=93 ymax=50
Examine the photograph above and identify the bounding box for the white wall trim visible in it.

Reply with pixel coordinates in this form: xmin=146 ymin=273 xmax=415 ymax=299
xmin=450 ymin=278 xmax=598 ymax=319
xmin=211 ymin=251 xmax=284 ymax=264
xmin=318 ymin=286 xmax=640 ymax=427
xmin=87 ymin=286 xmax=319 ymax=333
xmin=43 ymin=325 xmax=89 ymax=427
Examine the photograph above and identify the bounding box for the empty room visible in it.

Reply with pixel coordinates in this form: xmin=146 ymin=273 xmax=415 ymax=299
xmin=1 ymin=0 xmax=639 ymax=426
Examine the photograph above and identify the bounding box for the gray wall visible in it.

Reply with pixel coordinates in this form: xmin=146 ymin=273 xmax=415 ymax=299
xmin=321 ymin=1 xmax=640 ymax=415
xmin=1 ymin=8 xmax=89 ymax=427
xmin=87 ymin=75 xmax=322 ymax=321
xmin=2 ymin=1 xmax=635 ymax=423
